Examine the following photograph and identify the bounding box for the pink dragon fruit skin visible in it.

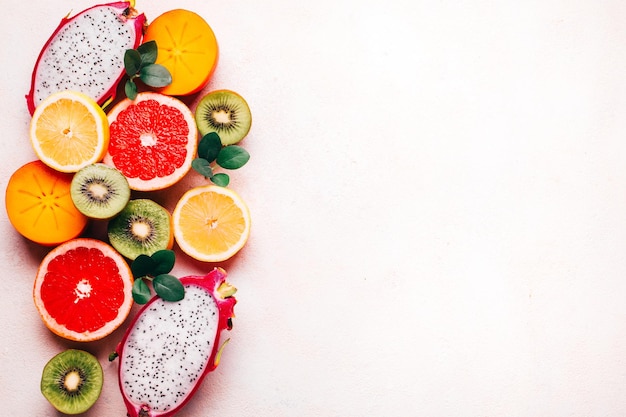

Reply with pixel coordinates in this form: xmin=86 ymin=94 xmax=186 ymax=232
xmin=25 ymin=2 xmax=145 ymax=115
xmin=115 ymin=268 xmax=237 ymax=417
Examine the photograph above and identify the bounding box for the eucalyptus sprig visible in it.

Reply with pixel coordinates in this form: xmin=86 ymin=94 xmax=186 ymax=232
xmin=192 ymin=132 xmax=250 ymax=187
xmin=124 ymin=40 xmax=172 ymax=100
xmin=130 ymin=249 xmax=184 ymax=304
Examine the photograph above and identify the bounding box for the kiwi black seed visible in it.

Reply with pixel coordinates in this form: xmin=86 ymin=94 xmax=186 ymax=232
xmin=71 ymin=163 xmax=131 ymax=219
xmin=40 ymin=349 xmax=103 ymax=415
xmin=195 ymin=89 xmax=252 ymax=145
xmin=107 ymin=199 xmax=173 ymax=260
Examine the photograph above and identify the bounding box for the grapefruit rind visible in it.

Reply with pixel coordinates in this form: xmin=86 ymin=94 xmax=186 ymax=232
xmin=33 ymin=238 xmax=134 ymax=342
xmin=172 ymin=185 xmax=251 ymax=263
xmin=103 ymin=92 xmax=198 ymax=191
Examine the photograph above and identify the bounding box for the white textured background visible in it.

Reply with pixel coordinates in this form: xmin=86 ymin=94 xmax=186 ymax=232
xmin=2 ymin=0 xmax=626 ymax=416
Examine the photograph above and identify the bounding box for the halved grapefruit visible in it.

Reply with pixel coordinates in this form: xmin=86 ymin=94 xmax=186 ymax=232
xmin=33 ymin=238 xmax=134 ymax=342
xmin=103 ymin=92 xmax=197 ymax=191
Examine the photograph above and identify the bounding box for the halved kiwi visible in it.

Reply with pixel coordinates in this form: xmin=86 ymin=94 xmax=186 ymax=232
xmin=195 ymin=89 xmax=252 ymax=145
xmin=71 ymin=163 xmax=131 ymax=219
xmin=40 ymin=349 xmax=103 ymax=415
xmin=107 ymin=199 xmax=173 ymax=260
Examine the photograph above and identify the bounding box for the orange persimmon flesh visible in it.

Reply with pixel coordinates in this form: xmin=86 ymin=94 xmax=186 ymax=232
xmin=143 ymin=9 xmax=219 ymax=96
xmin=5 ymin=160 xmax=88 ymax=245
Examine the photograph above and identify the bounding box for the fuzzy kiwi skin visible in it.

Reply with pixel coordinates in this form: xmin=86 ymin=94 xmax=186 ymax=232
xmin=195 ymin=89 xmax=252 ymax=145
xmin=40 ymin=349 xmax=103 ymax=415
xmin=71 ymin=163 xmax=131 ymax=220
xmin=107 ymin=199 xmax=174 ymax=260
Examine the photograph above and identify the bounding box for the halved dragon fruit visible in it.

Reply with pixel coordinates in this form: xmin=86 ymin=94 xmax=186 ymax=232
xmin=25 ymin=2 xmax=145 ymax=114
xmin=114 ymin=268 xmax=237 ymax=417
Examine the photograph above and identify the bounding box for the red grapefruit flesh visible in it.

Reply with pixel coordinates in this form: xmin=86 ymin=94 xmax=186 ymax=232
xmin=33 ymin=238 xmax=134 ymax=342
xmin=103 ymin=92 xmax=198 ymax=191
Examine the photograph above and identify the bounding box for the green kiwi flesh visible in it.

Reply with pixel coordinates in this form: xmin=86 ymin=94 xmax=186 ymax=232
xmin=71 ymin=163 xmax=131 ymax=219
xmin=40 ymin=349 xmax=103 ymax=415
xmin=195 ymin=89 xmax=252 ymax=145
xmin=107 ymin=199 xmax=172 ymax=260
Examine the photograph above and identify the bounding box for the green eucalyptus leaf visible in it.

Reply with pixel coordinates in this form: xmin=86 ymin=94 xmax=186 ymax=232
xmin=151 ymin=249 xmax=175 ymax=275
xmin=198 ymin=132 xmax=222 ymax=162
xmin=125 ymin=79 xmax=138 ymax=100
xmin=211 ymin=173 xmax=230 ymax=187
xmin=124 ymin=49 xmax=142 ymax=76
xmin=217 ymin=146 xmax=250 ymax=170
xmin=132 ymin=279 xmax=152 ymax=305
xmin=153 ymin=274 xmax=185 ymax=302
xmin=139 ymin=64 xmax=172 ymax=88
xmin=137 ymin=40 xmax=158 ymax=66
xmin=131 ymin=254 xmax=155 ymax=278
xmin=192 ymin=158 xmax=214 ymax=178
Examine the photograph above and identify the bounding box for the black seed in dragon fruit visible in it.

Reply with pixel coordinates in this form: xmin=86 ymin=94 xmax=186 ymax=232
xmin=26 ymin=2 xmax=145 ymax=114
xmin=114 ymin=268 xmax=237 ymax=417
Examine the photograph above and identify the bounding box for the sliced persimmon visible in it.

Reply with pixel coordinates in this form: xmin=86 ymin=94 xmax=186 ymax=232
xmin=5 ymin=160 xmax=88 ymax=246
xmin=143 ymin=9 xmax=219 ymax=96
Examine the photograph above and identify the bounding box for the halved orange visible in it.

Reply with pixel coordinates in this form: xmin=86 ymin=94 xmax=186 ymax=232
xmin=33 ymin=238 xmax=134 ymax=342
xmin=5 ymin=160 xmax=88 ymax=245
xmin=142 ymin=9 xmax=219 ymax=96
xmin=30 ymin=90 xmax=109 ymax=173
xmin=172 ymin=185 xmax=251 ymax=262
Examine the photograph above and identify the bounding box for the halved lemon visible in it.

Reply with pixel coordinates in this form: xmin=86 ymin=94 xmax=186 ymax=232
xmin=30 ymin=90 xmax=109 ymax=173
xmin=173 ymin=185 xmax=251 ymax=262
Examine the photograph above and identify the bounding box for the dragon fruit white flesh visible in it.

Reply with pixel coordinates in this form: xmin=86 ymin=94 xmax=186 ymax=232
xmin=114 ymin=268 xmax=237 ymax=417
xmin=26 ymin=1 xmax=145 ymax=114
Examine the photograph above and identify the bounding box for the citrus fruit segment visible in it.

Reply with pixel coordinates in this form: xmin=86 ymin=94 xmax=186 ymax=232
xmin=5 ymin=160 xmax=88 ymax=246
xmin=142 ymin=9 xmax=218 ymax=96
xmin=33 ymin=238 xmax=134 ymax=342
xmin=103 ymin=92 xmax=198 ymax=191
xmin=30 ymin=90 xmax=110 ymax=173
xmin=173 ymin=185 xmax=251 ymax=262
